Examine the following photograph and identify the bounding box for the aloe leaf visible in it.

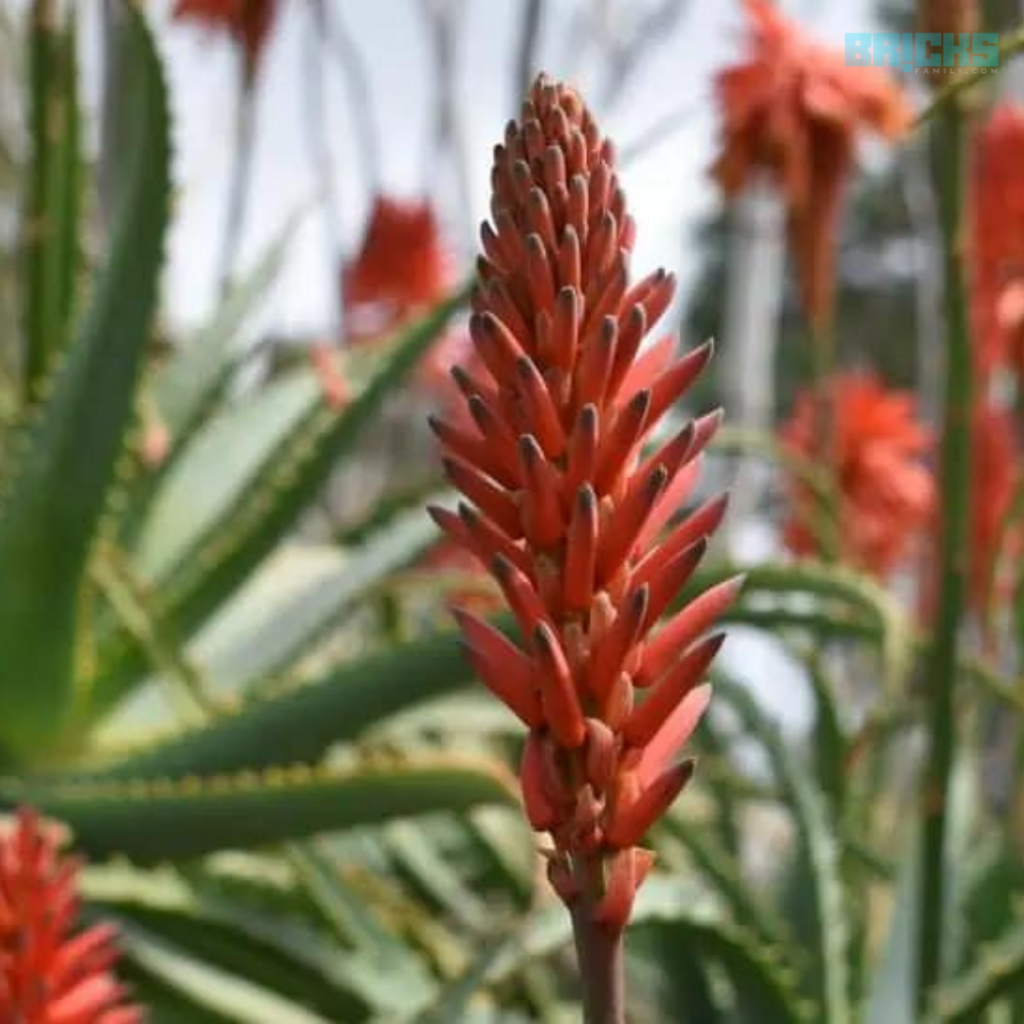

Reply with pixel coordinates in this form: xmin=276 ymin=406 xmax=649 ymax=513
xmin=0 ymin=758 xmax=513 ymax=862
xmin=928 ymin=917 xmax=1024 ymax=1022
xmin=23 ymin=0 xmax=82 ymax=392
xmin=659 ymin=814 xmax=795 ymax=954
xmin=155 ymin=212 xmax=303 ymax=436
xmin=107 ymin=915 xmax=334 ymax=1024
xmin=285 ymin=843 xmax=439 ymax=1013
xmin=91 ymin=288 xmax=467 ymax=717
xmin=424 ymin=878 xmax=811 ymax=1023
xmin=715 ymin=675 xmax=851 ymax=1024
xmin=0 ymin=1 xmax=169 ymax=754
xmin=135 ymin=370 xmax=319 ymax=582
xmin=116 ymin=214 xmax=304 ymax=549
xmin=190 ymin=504 xmax=442 ymax=692
xmin=78 ymin=626 xmax=476 ymax=782
xmin=866 ymin=755 xmax=982 ymax=1024
xmin=94 ymin=900 xmax=370 ymax=1022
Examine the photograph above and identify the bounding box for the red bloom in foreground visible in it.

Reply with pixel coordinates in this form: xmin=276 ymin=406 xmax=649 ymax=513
xmin=430 ymin=75 xmax=736 ymax=935
xmin=782 ymin=373 xmax=933 ymax=576
xmin=967 ymin=402 xmax=1021 ymax=611
xmin=971 ymin=104 xmax=1024 ymax=380
xmin=0 ymin=808 xmax=141 ymax=1023
xmin=173 ymin=0 xmax=278 ymax=74
xmin=712 ymin=0 xmax=910 ymax=328
xmin=344 ymin=197 xmax=454 ymax=341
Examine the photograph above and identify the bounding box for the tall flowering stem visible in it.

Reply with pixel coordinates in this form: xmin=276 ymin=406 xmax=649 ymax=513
xmin=430 ymin=75 xmax=735 ymax=1022
xmin=916 ymin=94 xmax=972 ymax=1010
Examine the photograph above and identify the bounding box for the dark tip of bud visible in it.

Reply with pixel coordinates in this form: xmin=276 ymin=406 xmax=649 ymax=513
xmin=629 ymin=389 xmax=652 ymax=415
xmin=646 ymin=464 xmax=669 ymax=495
xmin=491 ymin=553 xmax=515 ymax=581
xmin=457 ymin=502 xmax=479 ymax=526
xmin=526 ymin=233 xmax=546 ymax=255
xmin=704 ymin=631 xmax=728 ymax=656
xmin=577 ymin=484 xmax=597 ymax=510
xmin=533 ymin=620 xmax=553 ymax=647
xmin=426 ymin=504 xmax=453 ymax=529
xmin=600 ymin=316 xmax=618 ymax=343
xmin=450 ymin=365 xmax=472 ymax=394
xmin=515 ymin=356 xmax=537 ymax=381
xmin=518 ymin=434 xmax=543 ymax=462
xmin=629 ymin=584 xmax=650 ymax=620
xmin=578 ymin=404 xmax=598 ymax=430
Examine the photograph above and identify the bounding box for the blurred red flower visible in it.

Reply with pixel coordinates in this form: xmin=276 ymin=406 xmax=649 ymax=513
xmin=967 ymin=401 xmax=1021 ymax=611
xmin=971 ymin=104 xmax=1024 ymax=381
xmin=712 ymin=0 xmax=910 ymax=328
xmin=173 ymin=0 xmax=278 ymax=73
xmin=782 ymin=372 xmax=934 ymax=575
xmin=0 ymin=808 xmax=141 ymax=1023
xmin=344 ymin=197 xmax=454 ymax=341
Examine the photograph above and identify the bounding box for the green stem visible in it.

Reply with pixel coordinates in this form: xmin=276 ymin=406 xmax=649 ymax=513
xmin=916 ymin=95 xmax=972 ymax=1012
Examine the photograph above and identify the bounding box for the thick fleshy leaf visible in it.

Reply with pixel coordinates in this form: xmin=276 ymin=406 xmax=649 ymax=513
xmin=0 ymin=2 xmax=169 ymax=754
xmin=75 ymin=626 xmax=480 ymax=782
xmin=0 ymin=758 xmax=515 ymax=862
xmin=23 ymin=2 xmax=82 ymax=390
xmin=715 ymin=675 xmax=850 ymax=1024
xmin=422 ymin=878 xmax=811 ymax=1023
xmin=90 ymin=287 xmax=468 ymax=718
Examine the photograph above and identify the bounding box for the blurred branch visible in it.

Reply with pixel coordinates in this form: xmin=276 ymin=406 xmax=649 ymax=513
xmin=718 ymin=180 xmax=783 ymax=553
xmin=916 ymin=23 xmax=1024 ymax=124
xmin=515 ymin=0 xmax=544 ymax=99
xmin=322 ymin=0 xmax=381 ymax=193
xmin=218 ymin=62 xmax=257 ymax=298
xmin=421 ymin=0 xmax=473 ymax=247
xmin=596 ymin=0 xmax=691 ymax=113
xmin=304 ymin=0 xmax=343 ymax=341
xmin=618 ymin=95 xmax=706 ymax=167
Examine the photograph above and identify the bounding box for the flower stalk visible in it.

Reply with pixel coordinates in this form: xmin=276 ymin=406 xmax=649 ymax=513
xmin=430 ymin=75 xmax=735 ymax=1020
xmin=916 ymin=92 xmax=972 ymax=1011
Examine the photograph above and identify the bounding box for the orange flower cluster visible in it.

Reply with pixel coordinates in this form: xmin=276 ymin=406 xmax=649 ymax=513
xmin=0 ymin=809 xmax=140 ymax=1024
xmin=782 ymin=373 xmax=933 ymax=576
xmin=713 ymin=0 xmax=910 ymax=328
xmin=344 ymin=197 xmax=454 ymax=341
xmin=972 ymin=104 xmax=1024 ymax=382
xmin=430 ymin=75 xmax=736 ymax=929
xmin=173 ymin=0 xmax=278 ymax=73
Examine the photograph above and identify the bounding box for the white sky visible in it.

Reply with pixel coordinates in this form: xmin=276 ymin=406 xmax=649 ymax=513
xmin=136 ymin=0 xmax=874 ymax=337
